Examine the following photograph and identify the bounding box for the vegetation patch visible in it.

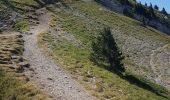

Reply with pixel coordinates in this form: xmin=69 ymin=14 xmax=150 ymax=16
xmin=0 ymin=33 xmax=50 ymax=100
xmin=13 ymin=20 xmax=29 ymax=32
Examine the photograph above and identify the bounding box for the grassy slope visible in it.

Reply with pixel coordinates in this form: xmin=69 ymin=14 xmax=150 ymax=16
xmin=1 ymin=0 xmax=169 ymax=99
xmin=0 ymin=0 xmax=50 ymax=99
xmin=0 ymin=33 xmax=50 ymax=100
xmin=69 ymin=1 xmax=170 ymax=83
xmin=38 ymin=1 xmax=170 ymax=100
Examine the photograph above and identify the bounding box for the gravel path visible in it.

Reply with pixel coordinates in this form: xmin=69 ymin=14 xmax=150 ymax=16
xmin=23 ymin=8 xmax=95 ymax=100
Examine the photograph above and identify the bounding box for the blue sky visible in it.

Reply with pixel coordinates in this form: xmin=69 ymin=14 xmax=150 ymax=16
xmin=137 ymin=0 xmax=170 ymax=13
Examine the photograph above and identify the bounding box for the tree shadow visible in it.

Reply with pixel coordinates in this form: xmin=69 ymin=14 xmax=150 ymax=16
xmin=33 ymin=0 xmax=61 ymax=8
xmin=124 ymin=73 xmax=170 ymax=99
xmin=92 ymin=60 xmax=169 ymax=99
xmin=90 ymin=58 xmax=124 ymax=77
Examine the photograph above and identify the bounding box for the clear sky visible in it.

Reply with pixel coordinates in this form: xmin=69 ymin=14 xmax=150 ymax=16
xmin=137 ymin=0 xmax=170 ymax=13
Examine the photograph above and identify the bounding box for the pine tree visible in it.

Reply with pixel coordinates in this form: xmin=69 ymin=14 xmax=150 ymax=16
xmin=148 ymin=3 xmax=155 ymax=19
xmin=161 ymin=8 xmax=168 ymax=15
xmin=91 ymin=27 xmax=125 ymax=73
xmin=135 ymin=2 xmax=145 ymax=15
xmin=154 ymin=5 xmax=159 ymax=10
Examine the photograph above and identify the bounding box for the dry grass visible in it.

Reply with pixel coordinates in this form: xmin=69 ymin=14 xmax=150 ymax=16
xmin=0 ymin=32 xmax=50 ymax=100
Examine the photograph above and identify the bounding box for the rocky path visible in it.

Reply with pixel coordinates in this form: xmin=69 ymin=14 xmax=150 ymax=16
xmin=23 ymin=8 xmax=95 ymax=100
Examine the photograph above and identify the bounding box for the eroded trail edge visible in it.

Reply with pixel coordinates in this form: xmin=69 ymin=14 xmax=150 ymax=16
xmin=23 ymin=8 xmax=94 ymax=100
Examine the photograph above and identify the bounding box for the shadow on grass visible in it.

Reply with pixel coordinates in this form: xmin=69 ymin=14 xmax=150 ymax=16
xmin=93 ymin=61 xmax=170 ymax=99
xmin=33 ymin=0 xmax=61 ymax=8
xmin=124 ymin=72 xmax=170 ymax=99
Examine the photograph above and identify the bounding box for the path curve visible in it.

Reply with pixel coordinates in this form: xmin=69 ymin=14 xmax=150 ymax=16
xmin=23 ymin=8 xmax=95 ymax=100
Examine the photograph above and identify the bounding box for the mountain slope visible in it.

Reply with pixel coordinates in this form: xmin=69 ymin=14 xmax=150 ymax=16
xmin=0 ymin=0 xmax=170 ymax=100
xmin=50 ymin=0 xmax=170 ymax=89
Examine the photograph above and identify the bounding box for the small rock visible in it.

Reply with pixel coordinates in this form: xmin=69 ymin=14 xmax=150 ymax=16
xmin=69 ymin=86 xmax=72 ymax=88
xmin=47 ymin=78 xmax=53 ymax=80
xmin=36 ymin=21 xmax=39 ymax=24
xmin=16 ymin=34 xmax=23 ymax=38
xmin=19 ymin=62 xmax=30 ymax=68
xmin=29 ymin=68 xmax=34 ymax=72
xmin=11 ymin=55 xmax=18 ymax=59
xmin=9 ymin=66 xmax=15 ymax=69
xmin=64 ymin=76 xmax=68 ymax=78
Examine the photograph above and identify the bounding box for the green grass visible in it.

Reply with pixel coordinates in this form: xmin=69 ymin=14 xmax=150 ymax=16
xmin=0 ymin=69 xmax=46 ymax=100
xmin=13 ymin=20 xmax=29 ymax=32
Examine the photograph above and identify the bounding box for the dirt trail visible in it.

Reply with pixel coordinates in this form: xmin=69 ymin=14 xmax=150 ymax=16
xmin=23 ymin=8 xmax=95 ymax=100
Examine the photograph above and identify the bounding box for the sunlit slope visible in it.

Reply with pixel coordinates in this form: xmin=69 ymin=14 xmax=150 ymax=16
xmin=61 ymin=1 xmax=170 ymax=87
xmin=38 ymin=0 xmax=170 ymax=100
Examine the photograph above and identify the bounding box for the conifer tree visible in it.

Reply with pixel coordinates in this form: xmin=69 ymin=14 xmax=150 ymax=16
xmin=161 ymin=8 xmax=168 ymax=15
xmin=154 ymin=5 xmax=159 ymax=10
xmin=91 ymin=27 xmax=125 ymax=73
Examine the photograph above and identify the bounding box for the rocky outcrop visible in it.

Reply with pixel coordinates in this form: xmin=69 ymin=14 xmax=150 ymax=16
xmin=134 ymin=14 xmax=170 ymax=35
xmin=0 ymin=9 xmax=21 ymax=31
xmin=95 ymin=0 xmax=124 ymax=13
xmin=95 ymin=0 xmax=170 ymax=35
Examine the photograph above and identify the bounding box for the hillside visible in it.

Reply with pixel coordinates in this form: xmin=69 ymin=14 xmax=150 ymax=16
xmin=0 ymin=0 xmax=170 ymax=100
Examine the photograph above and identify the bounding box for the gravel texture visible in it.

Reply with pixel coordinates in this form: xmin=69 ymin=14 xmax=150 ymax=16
xmin=23 ymin=8 xmax=95 ymax=100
